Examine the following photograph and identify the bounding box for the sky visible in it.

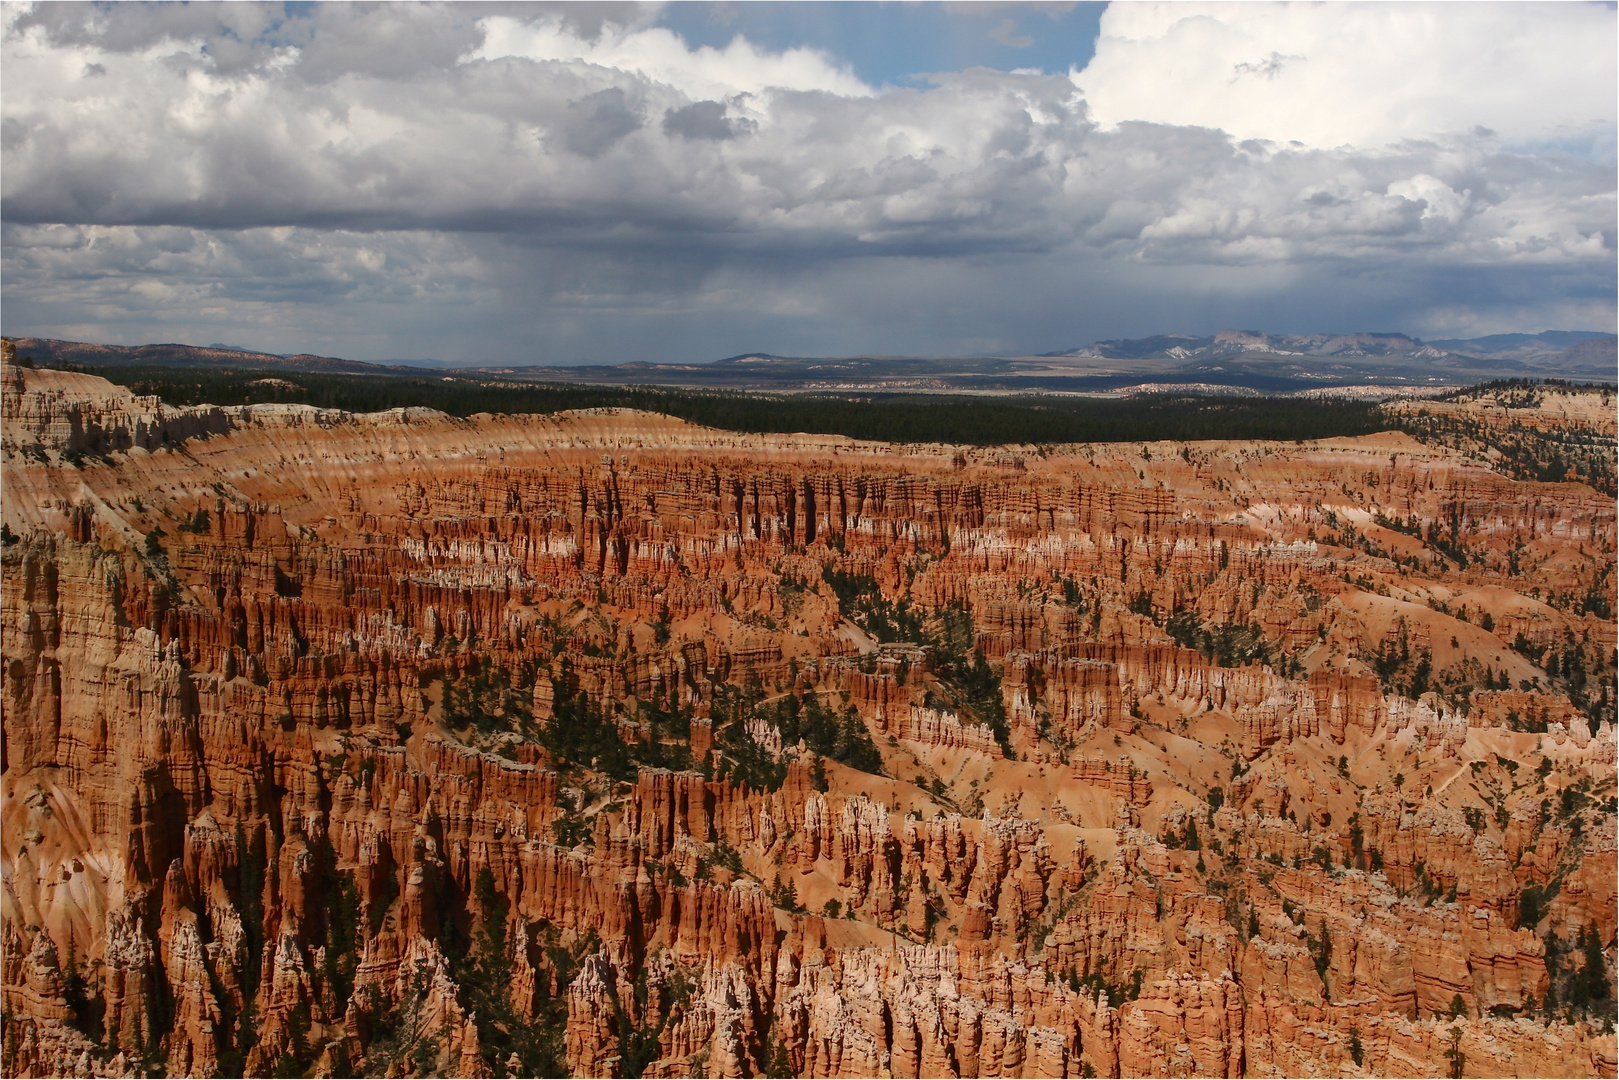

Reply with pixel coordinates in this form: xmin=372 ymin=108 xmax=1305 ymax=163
xmin=1 ymin=1 xmax=1614 ymax=366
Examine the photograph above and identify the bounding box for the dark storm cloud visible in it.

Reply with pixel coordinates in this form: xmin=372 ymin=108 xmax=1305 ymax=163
xmin=1 ymin=2 xmax=1612 ymax=361
xmin=562 ymin=88 xmax=645 ymax=158
xmin=663 ymin=100 xmax=755 ymax=141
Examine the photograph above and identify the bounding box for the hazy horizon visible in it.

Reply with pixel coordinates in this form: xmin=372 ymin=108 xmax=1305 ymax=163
xmin=6 ymin=326 xmax=1618 ymax=373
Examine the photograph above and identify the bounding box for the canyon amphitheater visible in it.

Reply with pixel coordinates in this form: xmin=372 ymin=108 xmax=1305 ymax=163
xmin=2 ymin=357 xmax=1615 ymax=1079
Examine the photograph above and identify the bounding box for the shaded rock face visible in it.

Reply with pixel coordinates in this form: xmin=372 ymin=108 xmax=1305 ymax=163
xmin=1 ymin=365 xmax=1614 ymax=1078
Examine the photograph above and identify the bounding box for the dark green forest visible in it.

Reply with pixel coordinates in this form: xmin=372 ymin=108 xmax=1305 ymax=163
xmin=73 ymin=364 xmax=1389 ymax=446
xmin=28 ymin=364 xmax=1615 ymax=460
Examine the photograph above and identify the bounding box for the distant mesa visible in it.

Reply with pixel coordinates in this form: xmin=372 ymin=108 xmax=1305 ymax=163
xmin=1426 ymin=329 xmax=1615 ymax=353
xmin=1562 ymin=337 xmax=1618 ymax=367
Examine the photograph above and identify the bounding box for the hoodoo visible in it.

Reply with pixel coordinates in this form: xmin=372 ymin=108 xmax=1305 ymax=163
xmin=2 ymin=362 xmax=1614 ymax=1078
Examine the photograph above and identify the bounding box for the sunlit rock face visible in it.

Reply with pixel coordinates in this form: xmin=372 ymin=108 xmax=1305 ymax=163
xmin=3 ymin=362 xmax=1614 ymax=1078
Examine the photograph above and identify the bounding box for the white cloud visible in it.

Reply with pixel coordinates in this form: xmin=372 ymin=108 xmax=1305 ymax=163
xmin=1074 ymin=2 xmax=1617 ymax=152
xmin=1387 ymin=174 xmax=1468 ymax=225
xmin=4 ymin=12 xmax=1604 ymax=266
xmin=0 ymin=1 xmax=1611 ymax=359
xmin=472 ymin=14 xmax=872 ymax=100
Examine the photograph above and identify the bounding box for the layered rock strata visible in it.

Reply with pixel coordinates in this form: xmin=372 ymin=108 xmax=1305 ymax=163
xmin=2 ymin=365 xmax=1614 ymax=1078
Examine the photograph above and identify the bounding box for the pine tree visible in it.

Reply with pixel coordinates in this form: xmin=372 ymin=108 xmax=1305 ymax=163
xmin=1444 ymin=1026 xmax=1464 ymax=1079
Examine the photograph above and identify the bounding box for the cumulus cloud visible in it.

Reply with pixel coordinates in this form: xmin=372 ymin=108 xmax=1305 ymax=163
xmin=1075 ymin=2 xmax=1618 ymax=153
xmin=0 ymin=1 xmax=1612 ymax=361
xmin=471 ymin=12 xmax=872 ymax=99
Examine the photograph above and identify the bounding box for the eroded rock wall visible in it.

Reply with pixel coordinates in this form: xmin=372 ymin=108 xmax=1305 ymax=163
xmin=2 ymin=366 xmax=1614 ymax=1078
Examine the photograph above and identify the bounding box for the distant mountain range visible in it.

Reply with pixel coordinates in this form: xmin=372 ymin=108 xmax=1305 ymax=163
xmin=1049 ymin=328 xmax=1611 ymax=364
xmin=4 ymin=329 xmax=1613 ymax=396
xmin=0 ymin=338 xmax=428 ymax=374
